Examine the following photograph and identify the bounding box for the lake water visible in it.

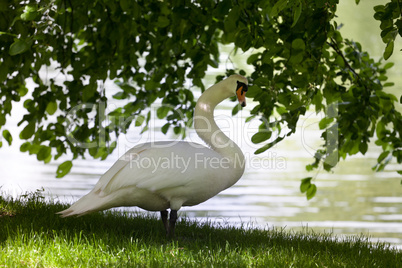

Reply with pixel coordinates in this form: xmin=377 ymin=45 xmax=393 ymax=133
xmin=1 ymin=1 xmax=401 ymax=249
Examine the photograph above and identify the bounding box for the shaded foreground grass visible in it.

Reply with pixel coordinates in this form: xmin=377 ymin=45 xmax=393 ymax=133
xmin=0 ymin=191 xmax=401 ymax=267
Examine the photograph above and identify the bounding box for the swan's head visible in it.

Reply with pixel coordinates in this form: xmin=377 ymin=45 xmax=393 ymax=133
xmin=229 ymin=74 xmax=248 ymax=107
xmin=199 ymin=74 xmax=248 ymax=109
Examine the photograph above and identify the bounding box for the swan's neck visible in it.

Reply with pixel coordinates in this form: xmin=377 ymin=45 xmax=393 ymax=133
xmin=194 ymin=85 xmax=245 ymax=173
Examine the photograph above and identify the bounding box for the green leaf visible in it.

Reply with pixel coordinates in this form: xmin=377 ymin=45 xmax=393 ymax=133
xmin=56 ymin=161 xmax=73 ymax=178
xmin=254 ymin=143 xmax=272 ymax=155
xmin=24 ymin=3 xmax=37 ymax=13
xmin=37 ymin=146 xmax=51 ymax=161
xmin=270 ymin=0 xmax=288 ymax=18
xmin=384 ymin=40 xmax=394 ymax=60
xmin=335 ymin=55 xmax=345 ymax=68
xmin=2 ymin=129 xmax=12 ymax=146
xmin=306 ymin=184 xmax=317 ymax=200
xmin=9 ymin=39 xmax=30 ymax=56
xmin=384 ymin=62 xmax=394 ymax=69
xmin=224 ymin=8 xmax=237 ymax=34
xmin=173 ymin=126 xmax=181 ymax=135
xmin=300 ymin=177 xmax=312 ymax=193
xmin=292 ymin=39 xmax=305 ymax=51
xmin=161 ymin=123 xmax=170 ymax=134
xmin=245 ymin=115 xmax=256 ymax=123
xmin=276 ymin=106 xmax=287 ymax=115
xmin=251 ymin=131 xmax=272 ymax=144
xmin=318 ymin=117 xmax=334 ymax=130
xmin=21 ymin=4 xmax=38 ymax=21
xmin=377 ymin=151 xmax=390 ymax=163
xmin=120 ymin=0 xmax=131 ymax=11
xmin=396 ymin=19 xmax=402 ymax=37
xmin=235 ymin=28 xmax=252 ymax=51
xmin=157 ymin=106 xmax=170 ymax=119
xmin=18 ymin=85 xmax=28 ymax=97
xmin=373 ymin=5 xmax=385 ymax=12
xmin=140 ymin=125 xmax=149 ymax=134
xmin=46 ymin=101 xmax=58 ymax=115
xmin=305 ymin=164 xmax=314 ymax=172
xmin=21 ymin=10 xmax=38 ymax=21
xmin=135 ymin=115 xmax=145 ymax=126
xmin=359 ymin=142 xmax=368 ymax=155
xmin=82 ymin=83 xmax=97 ymax=101
xmin=156 ymin=16 xmax=170 ymax=28
xmin=289 ymin=53 xmax=304 ymax=64
xmin=254 ymin=137 xmax=284 ymax=154
xmin=20 ymin=142 xmax=31 ymax=152
xmin=232 ymin=104 xmax=241 ymax=116
xmin=246 ymin=85 xmax=262 ymax=98
xmin=247 ymin=53 xmax=260 ymax=65
xmin=20 ymin=122 xmax=35 ymax=139
xmin=113 ymin=92 xmax=126 ymax=100
xmin=291 ymin=1 xmax=302 ymax=28
xmin=208 ymin=58 xmax=219 ymax=68
xmin=383 ymin=82 xmax=394 ymax=87
xmin=88 ymin=147 xmax=98 ymax=158
xmin=376 ymin=120 xmax=386 ymax=139
xmin=291 ymin=73 xmax=308 ymax=87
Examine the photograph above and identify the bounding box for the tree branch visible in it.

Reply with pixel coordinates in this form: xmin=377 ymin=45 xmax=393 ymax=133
xmin=327 ymin=37 xmax=360 ymax=80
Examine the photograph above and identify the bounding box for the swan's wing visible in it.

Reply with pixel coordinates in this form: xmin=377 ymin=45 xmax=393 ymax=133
xmin=96 ymin=142 xmax=218 ymax=195
xmin=91 ymin=143 xmax=153 ymax=193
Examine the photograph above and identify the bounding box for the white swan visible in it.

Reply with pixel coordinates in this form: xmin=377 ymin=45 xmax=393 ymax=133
xmin=58 ymin=74 xmax=248 ymax=236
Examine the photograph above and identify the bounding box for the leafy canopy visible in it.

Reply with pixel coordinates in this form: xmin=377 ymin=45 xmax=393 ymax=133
xmin=1 ymin=0 xmax=401 ymax=198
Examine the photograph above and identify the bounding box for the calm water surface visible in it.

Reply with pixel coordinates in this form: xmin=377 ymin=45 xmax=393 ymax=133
xmin=1 ymin=1 xmax=401 ymax=249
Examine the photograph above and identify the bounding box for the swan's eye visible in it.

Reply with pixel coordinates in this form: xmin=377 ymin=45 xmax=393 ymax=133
xmin=236 ymin=81 xmax=248 ymax=95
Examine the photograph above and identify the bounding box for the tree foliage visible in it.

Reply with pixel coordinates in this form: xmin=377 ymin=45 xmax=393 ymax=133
xmin=0 ymin=0 xmax=401 ymax=199
xmin=373 ymin=0 xmax=402 ymax=60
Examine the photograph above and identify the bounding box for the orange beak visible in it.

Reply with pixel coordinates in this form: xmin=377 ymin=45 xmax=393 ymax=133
xmin=236 ymin=82 xmax=248 ymax=107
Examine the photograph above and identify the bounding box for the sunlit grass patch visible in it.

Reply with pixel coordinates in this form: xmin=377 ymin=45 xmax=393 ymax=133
xmin=0 ymin=191 xmax=400 ymax=267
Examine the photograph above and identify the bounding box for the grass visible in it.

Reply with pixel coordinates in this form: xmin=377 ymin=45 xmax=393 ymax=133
xmin=0 ymin=190 xmax=401 ymax=267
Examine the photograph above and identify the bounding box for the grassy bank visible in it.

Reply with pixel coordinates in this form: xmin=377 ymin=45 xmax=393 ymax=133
xmin=0 ymin=191 xmax=400 ymax=267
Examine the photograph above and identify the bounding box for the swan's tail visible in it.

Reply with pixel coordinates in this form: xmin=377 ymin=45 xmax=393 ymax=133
xmin=57 ymin=192 xmax=106 ymax=217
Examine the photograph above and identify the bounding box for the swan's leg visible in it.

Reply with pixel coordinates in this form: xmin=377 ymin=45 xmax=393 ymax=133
xmin=168 ymin=210 xmax=178 ymax=237
xmin=160 ymin=210 xmax=169 ymax=234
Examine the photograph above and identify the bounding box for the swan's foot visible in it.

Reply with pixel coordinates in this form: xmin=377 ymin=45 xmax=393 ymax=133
xmin=161 ymin=210 xmax=169 ymax=234
xmin=160 ymin=210 xmax=177 ymax=238
xmin=169 ymin=210 xmax=177 ymax=238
